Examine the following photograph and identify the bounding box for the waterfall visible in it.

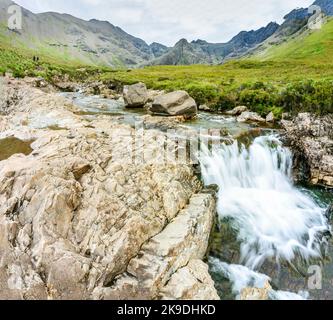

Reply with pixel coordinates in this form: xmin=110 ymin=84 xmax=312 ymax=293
xmin=200 ymin=135 xmax=330 ymax=270
xmin=209 ymin=257 xmax=309 ymax=300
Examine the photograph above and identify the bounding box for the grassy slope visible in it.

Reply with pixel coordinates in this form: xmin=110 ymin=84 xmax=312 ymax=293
xmin=0 ymin=26 xmax=110 ymax=81
xmin=260 ymin=18 xmax=333 ymax=62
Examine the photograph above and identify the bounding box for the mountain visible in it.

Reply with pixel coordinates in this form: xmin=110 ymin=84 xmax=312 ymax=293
xmin=0 ymin=0 xmax=156 ymax=67
xmin=149 ymin=42 xmax=169 ymax=58
xmin=314 ymin=0 xmax=333 ymax=15
xmin=0 ymin=0 xmax=332 ymax=67
xmin=147 ymin=38 xmax=216 ymax=65
xmin=248 ymin=0 xmax=333 ymax=58
xmin=148 ymin=22 xmax=280 ymax=65
xmin=149 ymin=0 xmax=333 ymax=66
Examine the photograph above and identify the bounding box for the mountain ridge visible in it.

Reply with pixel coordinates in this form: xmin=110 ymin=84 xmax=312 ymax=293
xmin=0 ymin=0 xmax=332 ymax=67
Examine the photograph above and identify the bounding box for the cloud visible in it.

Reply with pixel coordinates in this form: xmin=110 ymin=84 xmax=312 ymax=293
xmin=14 ymin=0 xmax=314 ymax=45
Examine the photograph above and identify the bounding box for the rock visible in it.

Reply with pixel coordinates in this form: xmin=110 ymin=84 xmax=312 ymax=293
xmin=5 ymin=72 xmax=13 ymax=78
xmin=282 ymin=112 xmax=292 ymax=120
xmin=55 ymin=81 xmax=77 ymax=92
xmin=100 ymin=88 xmax=115 ymax=99
xmin=237 ymin=111 xmax=265 ymax=123
xmin=0 ymin=77 xmax=218 ymax=300
xmin=83 ymin=81 xmax=119 ymax=99
xmin=147 ymin=89 xmax=165 ymax=103
xmin=226 ymin=106 xmax=248 ymax=116
xmin=141 ymin=115 xmax=188 ymax=131
xmin=82 ymin=81 xmax=103 ymax=95
xmin=159 ymin=260 xmax=220 ymax=300
xmin=123 ymin=82 xmax=148 ymax=108
xmin=92 ymin=193 xmax=217 ymax=300
xmin=282 ymin=113 xmax=333 ymax=188
xmin=326 ymin=203 xmax=333 ymax=220
xmin=199 ymin=104 xmax=211 ymax=112
xmin=0 ymin=78 xmax=19 ymax=115
xmin=240 ymin=281 xmax=272 ymax=300
xmin=149 ymin=91 xmax=197 ymax=117
xmin=266 ymin=112 xmax=275 ymax=123
xmin=34 ymin=77 xmax=48 ymax=88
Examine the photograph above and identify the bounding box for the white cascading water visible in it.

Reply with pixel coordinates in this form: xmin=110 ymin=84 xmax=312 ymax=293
xmin=209 ymin=257 xmax=309 ymax=300
xmin=200 ymin=135 xmax=330 ymax=270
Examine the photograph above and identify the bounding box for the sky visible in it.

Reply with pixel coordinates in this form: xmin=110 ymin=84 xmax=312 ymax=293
xmin=13 ymin=0 xmax=314 ymax=46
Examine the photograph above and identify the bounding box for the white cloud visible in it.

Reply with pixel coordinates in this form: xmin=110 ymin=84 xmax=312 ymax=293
xmin=14 ymin=0 xmax=315 ymax=45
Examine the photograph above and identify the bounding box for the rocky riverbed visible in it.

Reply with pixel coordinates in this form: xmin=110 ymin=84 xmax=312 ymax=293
xmin=0 ymin=76 xmax=332 ymax=300
xmin=0 ymin=76 xmax=220 ymax=300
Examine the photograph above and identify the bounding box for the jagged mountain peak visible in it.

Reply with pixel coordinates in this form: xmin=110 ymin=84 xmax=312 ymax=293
xmin=313 ymin=0 xmax=333 ymax=15
xmin=149 ymin=42 xmax=169 ymax=58
xmin=175 ymin=38 xmax=190 ymax=46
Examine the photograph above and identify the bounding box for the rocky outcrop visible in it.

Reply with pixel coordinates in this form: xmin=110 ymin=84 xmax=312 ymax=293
xmin=199 ymin=104 xmax=211 ymax=112
xmin=148 ymin=22 xmax=279 ymax=66
xmin=266 ymin=112 xmax=275 ymax=123
xmin=226 ymin=106 xmax=248 ymax=116
xmin=82 ymin=81 xmax=121 ymax=99
xmin=240 ymin=281 xmax=272 ymax=300
xmin=237 ymin=111 xmax=265 ymax=123
xmin=123 ymin=83 xmax=148 ymax=108
xmin=282 ymin=113 xmax=333 ymax=187
xmin=0 ymin=77 xmax=19 ymax=116
xmin=0 ymin=77 xmax=218 ymax=300
xmin=93 ymin=193 xmax=217 ymax=300
xmin=149 ymin=91 xmax=197 ymax=118
xmin=160 ymin=259 xmax=220 ymax=300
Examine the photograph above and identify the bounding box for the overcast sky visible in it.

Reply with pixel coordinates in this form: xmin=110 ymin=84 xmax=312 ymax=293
xmin=14 ymin=0 xmax=314 ymax=46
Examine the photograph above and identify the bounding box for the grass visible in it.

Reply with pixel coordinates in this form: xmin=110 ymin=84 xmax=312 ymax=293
xmin=98 ymin=59 xmax=333 ymax=116
xmin=1 ymin=19 xmax=333 ymax=117
xmin=0 ymin=39 xmax=107 ymax=81
xmin=259 ymin=18 xmax=333 ymax=63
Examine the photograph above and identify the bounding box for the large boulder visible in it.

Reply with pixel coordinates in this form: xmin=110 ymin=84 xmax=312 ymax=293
xmin=123 ymin=82 xmax=148 ymax=108
xmin=149 ymin=91 xmax=197 ymax=117
xmin=237 ymin=111 xmax=266 ymax=123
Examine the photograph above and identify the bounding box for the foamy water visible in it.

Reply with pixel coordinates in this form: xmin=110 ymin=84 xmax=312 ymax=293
xmin=200 ymin=136 xmax=331 ymax=299
xmin=209 ymin=257 xmax=309 ymax=300
xmin=200 ymin=136 xmax=330 ymax=270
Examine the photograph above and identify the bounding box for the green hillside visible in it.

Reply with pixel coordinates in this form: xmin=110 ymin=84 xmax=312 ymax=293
xmin=258 ymin=18 xmax=333 ymax=62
